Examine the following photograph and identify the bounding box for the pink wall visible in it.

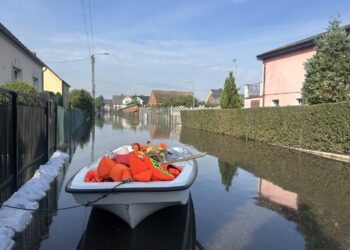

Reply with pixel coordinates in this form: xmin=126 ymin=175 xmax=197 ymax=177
xmin=259 ymin=179 xmax=298 ymax=210
xmin=263 ymin=47 xmax=316 ymax=107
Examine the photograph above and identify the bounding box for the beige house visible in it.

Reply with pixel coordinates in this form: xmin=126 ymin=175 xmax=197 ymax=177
xmin=206 ymin=89 xmax=222 ymax=106
xmin=0 ymin=22 xmax=45 ymax=91
xmin=43 ymin=67 xmax=70 ymax=107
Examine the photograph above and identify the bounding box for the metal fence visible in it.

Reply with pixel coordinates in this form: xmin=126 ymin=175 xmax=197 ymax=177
xmin=57 ymin=106 xmax=89 ymax=160
xmin=0 ymin=88 xmax=57 ymax=203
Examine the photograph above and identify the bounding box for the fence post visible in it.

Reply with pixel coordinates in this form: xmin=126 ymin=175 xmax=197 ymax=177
xmin=45 ymin=100 xmax=49 ymax=162
xmin=54 ymin=102 xmax=57 ymax=152
xmin=11 ymin=92 xmax=18 ymax=189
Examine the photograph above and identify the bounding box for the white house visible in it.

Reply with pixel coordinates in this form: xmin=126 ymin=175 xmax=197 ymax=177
xmin=112 ymin=95 xmax=133 ymax=110
xmin=0 ymin=22 xmax=45 ymax=91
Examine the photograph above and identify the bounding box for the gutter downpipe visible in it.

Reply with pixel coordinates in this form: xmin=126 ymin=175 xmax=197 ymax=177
xmin=42 ymin=66 xmax=48 ymax=93
xmin=262 ymin=62 xmax=266 ymax=107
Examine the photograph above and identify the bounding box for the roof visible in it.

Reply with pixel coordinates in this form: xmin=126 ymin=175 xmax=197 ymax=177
xmin=257 ymin=24 xmax=350 ymax=61
xmin=112 ymin=94 xmax=131 ymax=105
xmin=62 ymin=81 xmax=71 ymax=88
xmin=0 ymin=22 xmax=46 ymax=67
xmin=131 ymin=95 xmax=150 ymax=103
xmin=136 ymin=95 xmax=149 ymax=103
xmin=150 ymin=90 xmax=193 ymax=104
xmin=245 ymin=83 xmax=261 ymax=97
xmin=211 ymin=89 xmax=222 ymax=99
xmin=104 ymin=99 xmax=113 ymax=105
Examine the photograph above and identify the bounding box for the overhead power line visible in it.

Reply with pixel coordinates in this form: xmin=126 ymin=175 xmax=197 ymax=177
xmin=88 ymin=0 xmax=95 ymax=54
xmin=46 ymin=57 xmax=90 ymax=64
xmin=81 ymin=0 xmax=91 ymax=56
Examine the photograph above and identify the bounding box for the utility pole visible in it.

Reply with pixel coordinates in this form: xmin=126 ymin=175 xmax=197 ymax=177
xmin=90 ymin=52 xmax=108 ymax=163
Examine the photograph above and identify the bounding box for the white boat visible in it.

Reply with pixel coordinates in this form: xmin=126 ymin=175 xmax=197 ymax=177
xmin=66 ymin=146 xmax=199 ymax=229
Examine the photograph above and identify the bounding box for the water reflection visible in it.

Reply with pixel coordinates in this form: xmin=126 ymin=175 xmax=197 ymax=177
xmin=24 ymin=113 xmax=350 ymax=250
xmin=78 ymin=197 xmax=197 ymax=250
xmin=218 ymin=159 xmax=238 ymax=192
xmin=181 ymin=127 xmax=350 ymax=250
xmin=97 ymin=112 xmax=181 ymax=140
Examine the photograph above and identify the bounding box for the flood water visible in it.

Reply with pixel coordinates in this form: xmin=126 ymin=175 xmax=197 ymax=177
xmin=15 ymin=113 xmax=350 ymax=250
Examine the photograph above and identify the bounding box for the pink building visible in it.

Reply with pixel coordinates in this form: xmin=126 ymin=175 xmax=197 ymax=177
xmin=257 ymin=25 xmax=350 ymax=107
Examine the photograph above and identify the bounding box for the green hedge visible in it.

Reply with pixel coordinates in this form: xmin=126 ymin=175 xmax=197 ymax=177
xmin=181 ymin=102 xmax=350 ymax=154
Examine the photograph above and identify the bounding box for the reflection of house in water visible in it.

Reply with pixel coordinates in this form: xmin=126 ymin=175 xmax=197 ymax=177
xmin=148 ymin=116 xmax=171 ymax=139
xmin=147 ymin=115 xmax=181 ymax=140
xmin=256 ymin=179 xmax=298 ymax=220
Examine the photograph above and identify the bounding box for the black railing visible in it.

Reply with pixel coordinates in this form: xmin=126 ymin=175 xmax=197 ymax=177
xmin=0 ymin=88 xmax=57 ymax=203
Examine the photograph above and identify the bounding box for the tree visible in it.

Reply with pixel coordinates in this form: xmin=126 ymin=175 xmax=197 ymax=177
xmin=220 ymin=71 xmax=243 ymax=108
xmin=302 ymin=17 xmax=350 ymax=104
xmin=2 ymin=80 xmax=39 ymax=96
xmin=95 ymin=95 xmax=105 ymax=112
xmin=69 ymin=89 xmax=94 ymax=117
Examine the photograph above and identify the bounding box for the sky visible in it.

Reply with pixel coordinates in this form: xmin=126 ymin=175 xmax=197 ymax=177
xmin=1 ymin=0 xmax=350 ymax=100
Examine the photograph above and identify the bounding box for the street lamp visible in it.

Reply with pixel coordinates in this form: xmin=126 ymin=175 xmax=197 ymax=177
xmin=185 ymin=80 xmax=195 ymax=108
xmin=91 ymin=52 xmax=109 ymax=107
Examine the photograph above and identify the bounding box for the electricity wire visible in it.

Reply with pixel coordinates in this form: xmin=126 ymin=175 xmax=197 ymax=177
xmin=81 ymin=0 xmax=91 ymax=56
xmin=88 ymin=0 xmax=95 ymax=54
xmin=46 ymin=58 xmax=90 ymax=64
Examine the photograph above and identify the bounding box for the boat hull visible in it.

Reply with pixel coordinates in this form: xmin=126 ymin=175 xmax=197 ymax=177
xmin=66 ymin=146 xmax=198 ymax=229
xmin=71 ymin=189 xmax=190 ymax=228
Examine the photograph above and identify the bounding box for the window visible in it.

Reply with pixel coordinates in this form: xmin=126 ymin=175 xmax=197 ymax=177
xmin=33 ymin=76 xmax=39 ymax=90
xmin=297 ymin=98 xmax=302 ymax=105
xmin=272 ymin=99 xmax=279 ymax=107
xmin=33 ymin=71 xmax=39 ymax=90
xmin=12 ymin=66 xmax=22 ymax=80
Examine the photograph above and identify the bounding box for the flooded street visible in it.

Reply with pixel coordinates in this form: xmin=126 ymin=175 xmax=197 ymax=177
xmin=20 ymin=113 xmax=350 ymax=250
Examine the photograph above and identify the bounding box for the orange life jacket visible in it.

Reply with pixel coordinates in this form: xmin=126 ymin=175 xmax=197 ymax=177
xmin=97 ymin=156 xmax=116 ymax=179
xmin=129 ymin=153 xmax=153 ymax=182
xmin=144 ymin=156 xmax=175 ymax=181
xmin=109 ymin=164 xmax=132 ymax=182
xmin=164 ymin=164 xmax=182 ymax=178
xmin=84 ymin=170 xmax=101 ymax=182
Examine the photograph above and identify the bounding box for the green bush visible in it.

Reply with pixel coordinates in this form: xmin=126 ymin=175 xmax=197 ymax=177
xmin=181 ymin=102 xmax=350 ymax=154
xmin=2 ymin=80 xmax=39 ymax=96
xmin=69 ymin=89 xmax=94 ymax=117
